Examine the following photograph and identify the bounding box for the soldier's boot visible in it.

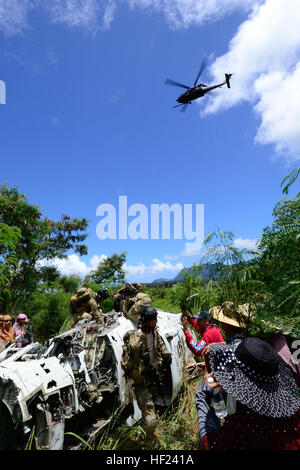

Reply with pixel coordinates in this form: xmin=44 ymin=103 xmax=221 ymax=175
xmin=141 ymin=413 xmax=157 ymax=449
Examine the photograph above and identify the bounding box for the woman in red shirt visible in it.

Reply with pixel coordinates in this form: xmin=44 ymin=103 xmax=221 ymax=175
xmin=182 ymin=309 xmax=225 ymax=371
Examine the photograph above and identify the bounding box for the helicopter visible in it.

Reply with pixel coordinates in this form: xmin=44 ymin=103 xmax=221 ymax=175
xmin=165 ymin=58 xmax=232 ymax=111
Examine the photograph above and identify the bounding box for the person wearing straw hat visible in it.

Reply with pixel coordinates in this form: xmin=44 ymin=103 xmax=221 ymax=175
xmin=195 ymin=337 xmax=300 ymax=450
xmin=209 ymin=305 xmax=246 ymax=348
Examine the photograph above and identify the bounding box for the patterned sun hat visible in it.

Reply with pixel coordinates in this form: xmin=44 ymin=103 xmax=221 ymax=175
xmin=208 ymin=337 xmax=300 ymax=418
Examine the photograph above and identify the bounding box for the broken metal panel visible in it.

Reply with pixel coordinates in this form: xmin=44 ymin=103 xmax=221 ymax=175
xmin=0 ymin=342 xmax=42 ymax=364
xmin=0 ymin=309 xmax=191 ymax=450
xmin=105 ymin=314 xmax=143 ymax=424
xmin=156 ymin=310 xmax=188 ymax=400
xmin=0 ymin=377 xmax=20 ymax=423
xmin=0 ymin=357 xmax=75 ymax=423
xmin=48 ymin=421 xmax=65 ymax=450
xmin=105 ymin=314 xmax=136 ymax=401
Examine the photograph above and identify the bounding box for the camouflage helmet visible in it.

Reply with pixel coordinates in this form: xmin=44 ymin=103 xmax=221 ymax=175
xmin=140 ymin=306 xmax=157 ymax=319
xmin=77 ymin=287 xmax=88 ymax=296
xmin=97 ymin=288 xmax=109 ymax=301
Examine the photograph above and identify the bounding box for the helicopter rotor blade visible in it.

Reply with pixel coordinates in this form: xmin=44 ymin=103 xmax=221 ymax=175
xmin=180 ymin=103 xmax=189 ymax=113
xmin=193 ymin=57 xmax=208 ymax=87
xmin=172 ymin=102 xmax=189 ymax=111
xmin=165 ymin=78 xmax=190 ymax=90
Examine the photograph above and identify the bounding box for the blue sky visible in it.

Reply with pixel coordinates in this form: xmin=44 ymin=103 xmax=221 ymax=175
xmin=0 ymin=0 xmax=299 ymax=282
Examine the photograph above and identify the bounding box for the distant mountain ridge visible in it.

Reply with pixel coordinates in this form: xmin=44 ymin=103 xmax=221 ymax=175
xmin=152 ymin=278 xmax=170 ymax=284
xmin=152 ymin=263 xmax=219 ymax=284
xmin=172 ymin=263 xmax=218 ymax=281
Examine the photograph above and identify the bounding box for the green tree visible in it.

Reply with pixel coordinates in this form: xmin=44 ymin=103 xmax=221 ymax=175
xmin=169 ymin=263 xmax=205 ymax=313
xmin=25 ymin=273 xmax=83 ymax=342
xmin=86 ymin=252 xmax=127 ymax=288
xmin=58 ymin=274 xmax=82 ymax=293
xmin=0 ymin=184 xmax=89 ymax=313
xmin=249 ymin=167 xmax=300 ymax=337
xmin=0 ymin=222 xmax=21 ymax=306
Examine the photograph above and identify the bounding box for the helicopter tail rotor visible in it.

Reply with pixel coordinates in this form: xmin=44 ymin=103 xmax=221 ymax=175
xmin=225 ymin=73 xmax=232 ymax=88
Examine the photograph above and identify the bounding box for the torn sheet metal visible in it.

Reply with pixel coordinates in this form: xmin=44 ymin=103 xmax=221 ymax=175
xmin=0 ymin=310 xmax=191 ymax=450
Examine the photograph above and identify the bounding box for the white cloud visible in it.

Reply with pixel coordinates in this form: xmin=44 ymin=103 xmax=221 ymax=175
xmin=254 ymin=66 xmax=300 ymax=159
xmin=47 ymin=0 xmax=100 ymax=31
xmin=38 ymin=254 xmax=91 ymax=277
xmin=89 ymin=253 xmax=108 ymax=269
xmin=202 ymin=0 xmax=300 ymax=161
xmin=0 ymin=0 xmax=102 ymax=35
xmin=38 ymin=253 xmax=107 ymax=277
xmin=232 ymin=237 xmax=258 ymax=250
xmin=0 ymin=0 xmax=32 ymax=37
xmin=38 ymin=253 xmax=182 ymax=282
xmin=127 ymin=0 xmax=259 ymax=29
xmin=0 ymin=0 xmax=258 ymax=36
xmin=124 ymin=258 xmax=184 ymax=281
xmin=103 ymin=0 xmax=116 ymax=30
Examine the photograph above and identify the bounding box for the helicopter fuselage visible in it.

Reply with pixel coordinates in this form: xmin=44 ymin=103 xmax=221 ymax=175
xmin=177 ymin=81 xmax=225 ymax=104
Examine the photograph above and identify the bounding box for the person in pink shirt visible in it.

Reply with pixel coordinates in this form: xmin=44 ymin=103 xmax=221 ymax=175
xmin=13 ymin=314 xmax=34 ymax=348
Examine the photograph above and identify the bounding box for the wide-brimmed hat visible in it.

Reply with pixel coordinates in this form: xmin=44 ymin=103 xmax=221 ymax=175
xmin=210 ymin=303 xmax=252 ymax=328
xmin=209 ymin=337 xmax=300 ymax=418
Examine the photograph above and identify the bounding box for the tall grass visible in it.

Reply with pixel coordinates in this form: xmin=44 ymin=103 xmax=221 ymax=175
xmin=80 ymin=377 xmax=203 ymax=451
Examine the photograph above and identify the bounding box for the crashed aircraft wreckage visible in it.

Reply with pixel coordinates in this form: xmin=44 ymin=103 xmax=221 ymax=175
xmin=0 ymin=309 xmax=191 ymax=450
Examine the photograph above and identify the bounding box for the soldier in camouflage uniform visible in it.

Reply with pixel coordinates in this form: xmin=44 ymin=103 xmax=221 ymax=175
xmin=121 ymin=306 xmax=172 ymax=443
xmin=70 ymin=287 xmax=109 ymax=326
xmin=113 ymin=283 xmax=152 ymax=323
